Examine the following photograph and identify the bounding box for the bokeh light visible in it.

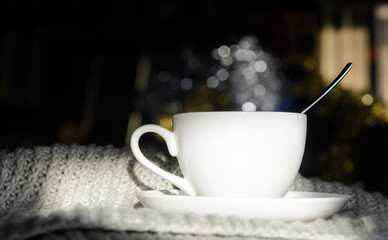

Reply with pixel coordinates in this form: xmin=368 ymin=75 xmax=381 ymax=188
xmin=210 ymin=36 xmax=284 ymax=111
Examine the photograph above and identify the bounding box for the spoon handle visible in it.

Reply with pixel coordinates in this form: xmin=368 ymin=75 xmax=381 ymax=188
xmin=300 ymin=62 xmax=353 ymax=114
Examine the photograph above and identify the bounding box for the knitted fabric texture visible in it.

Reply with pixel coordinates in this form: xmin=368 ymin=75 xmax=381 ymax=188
xmin=0 ymin=144 xmax=388 ymax=240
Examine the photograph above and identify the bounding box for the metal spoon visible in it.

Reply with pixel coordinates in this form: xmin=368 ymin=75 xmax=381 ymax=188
xmin=300 ymin=62 xmax=353 ymax=114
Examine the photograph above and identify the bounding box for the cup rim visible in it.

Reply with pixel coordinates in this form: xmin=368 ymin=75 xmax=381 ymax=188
xmin=173 ymin=111 xmax=306 ymax=117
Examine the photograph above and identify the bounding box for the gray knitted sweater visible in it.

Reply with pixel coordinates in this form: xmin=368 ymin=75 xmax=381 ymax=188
xmin=0 ymin=144 xmax=387 ymax=240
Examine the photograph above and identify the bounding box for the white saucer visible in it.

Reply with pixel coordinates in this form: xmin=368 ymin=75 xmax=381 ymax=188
xmin=136 ymin=190 xmax=351 ymax=221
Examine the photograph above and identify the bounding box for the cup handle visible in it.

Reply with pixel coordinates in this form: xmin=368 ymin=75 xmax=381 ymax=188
xmin=130 ymin=124 xmax=196 ymax=196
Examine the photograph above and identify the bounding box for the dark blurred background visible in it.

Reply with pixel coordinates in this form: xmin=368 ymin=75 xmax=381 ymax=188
xmin=1 ymin=0 xmax=388 ymax=196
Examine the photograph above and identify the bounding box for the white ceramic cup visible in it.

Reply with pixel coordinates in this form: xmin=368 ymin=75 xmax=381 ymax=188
xmin=131 ymin=111 xmax=307 ymax=198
